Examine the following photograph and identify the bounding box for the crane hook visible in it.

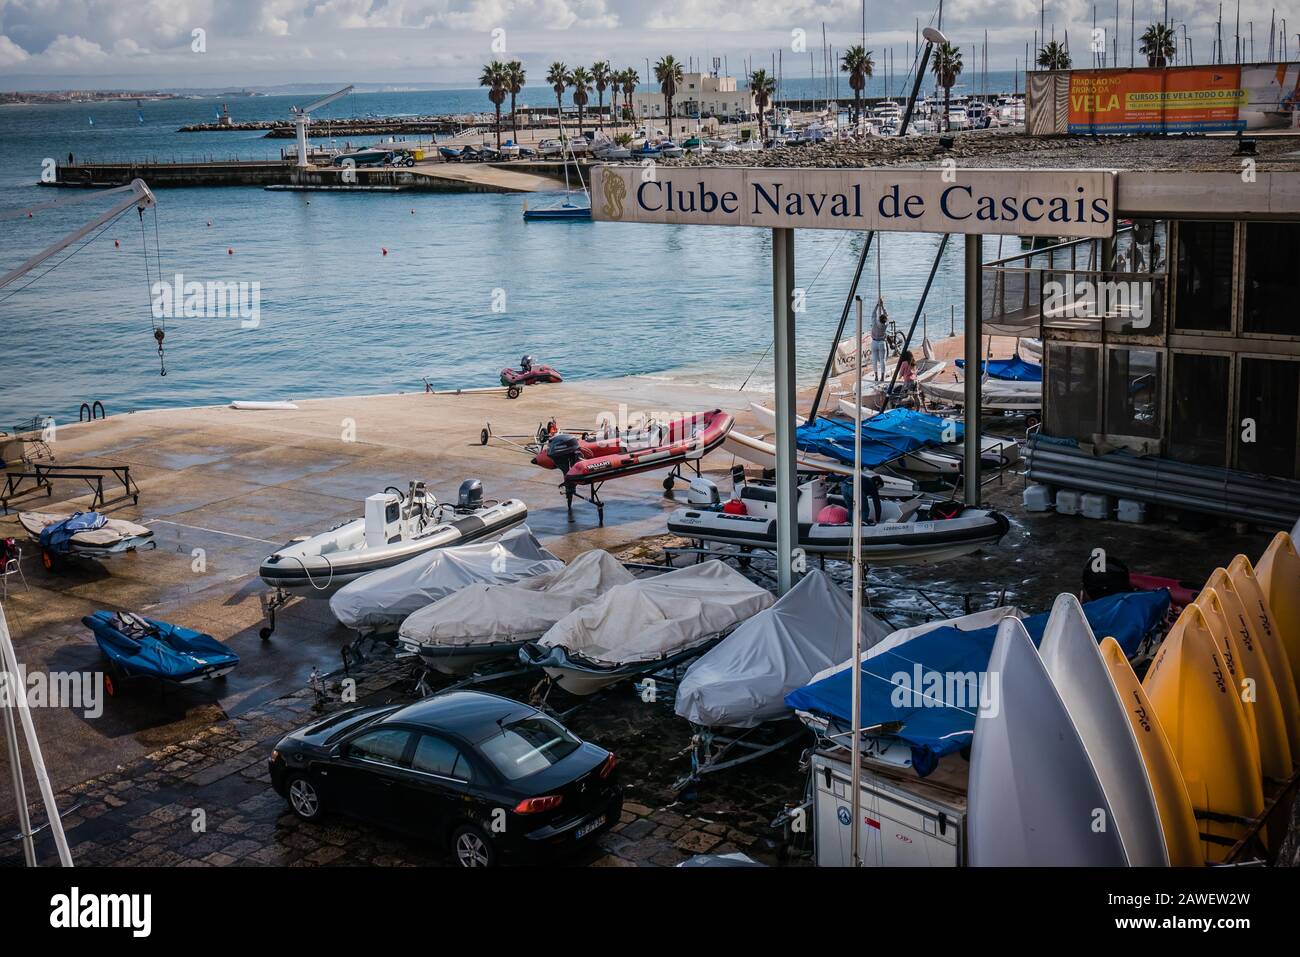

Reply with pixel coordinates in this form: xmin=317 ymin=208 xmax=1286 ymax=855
xmin=154 ymin=327 xmax=167 ymax=377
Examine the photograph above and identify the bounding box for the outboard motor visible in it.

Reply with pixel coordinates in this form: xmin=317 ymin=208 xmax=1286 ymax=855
xmin=546 ymin=433 xmax=583 ymax=475
xmin=686 ymin=477 xmax=720 ymax=506
xmin=457 ymin=479 xmax=484 ymax=511
xmin=520 ymin=354 xmax=534 ymax=373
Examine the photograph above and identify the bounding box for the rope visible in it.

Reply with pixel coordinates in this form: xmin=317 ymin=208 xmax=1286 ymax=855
xmin=738 ymin=232 xmax=848 ymax=390
xmin=0 ymin=205 xmax=133 ymax=306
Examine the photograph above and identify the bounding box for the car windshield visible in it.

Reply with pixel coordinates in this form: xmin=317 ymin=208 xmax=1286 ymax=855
xmin=478 ymin=716 xmax=581 ymax=781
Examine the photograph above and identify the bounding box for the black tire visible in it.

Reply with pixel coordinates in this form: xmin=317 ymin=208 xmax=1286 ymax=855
xmin=506 ymin=386 xmax=522 ymax=400
xmin=480 ymin=428 xmax=489 ymax=446
xmin=450 ymin=823 xmax=497 ymax=868
xmin=285 ymin=773 xmax=325 ymax=821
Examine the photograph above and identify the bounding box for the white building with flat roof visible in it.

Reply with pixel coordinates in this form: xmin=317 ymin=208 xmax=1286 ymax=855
xmin=630 ymin=73 xmax=755 ymax=119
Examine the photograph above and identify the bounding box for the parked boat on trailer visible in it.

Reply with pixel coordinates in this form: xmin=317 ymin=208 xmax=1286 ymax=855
xmin=19 ymin=509 xmax=155 ymax=569
xmin=258 ymin=480 xmax=526 ymax=608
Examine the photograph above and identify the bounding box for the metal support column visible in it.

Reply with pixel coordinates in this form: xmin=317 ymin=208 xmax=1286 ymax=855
xmin=963 ymin=234 xmax=983 ymax=507
xmin=772 ymin=227 xmax=798 ymax=595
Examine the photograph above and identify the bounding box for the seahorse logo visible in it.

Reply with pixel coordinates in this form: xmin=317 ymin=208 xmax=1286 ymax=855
xmin=601 ymin=169 xmax=627 ymax=220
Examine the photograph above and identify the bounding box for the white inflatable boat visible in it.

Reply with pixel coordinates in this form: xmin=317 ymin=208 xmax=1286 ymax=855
xmin=723 ymin=426 xmax=919 ymax=500
xmin=667 ymin=477 xmax=1010 ymax=565
xmin=519 ymin=560 xmax=774 ymax=696
xmin=259 ymin=480 xmax=527 ymax=597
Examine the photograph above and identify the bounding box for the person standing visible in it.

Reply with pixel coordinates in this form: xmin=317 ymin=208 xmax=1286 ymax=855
xmin=870 ymin=298 xmax=889 ymax=383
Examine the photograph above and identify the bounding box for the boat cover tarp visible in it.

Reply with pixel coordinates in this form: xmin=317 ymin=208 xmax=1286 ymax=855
xmin=955 ymin=354 xmax=1043 ymax=381
xmin=539 ymin=560 xmax=774 ymax=666
xmin=795 ymin=409 xmax=965 ymax=468
xmin=398 ymin=549 xmax=633 ymax=649
xmin=784 ymin=590 xmax=1170 ymax=772
xmin=329 ymin=525 xmax=561 ymax=634
xmin=39 ymin=511 xmax=107 ymax=554
xmin=82 ymin=610 xmax=239 ymax=681
xmin=674 ymin=570 xmax=889 ymax=728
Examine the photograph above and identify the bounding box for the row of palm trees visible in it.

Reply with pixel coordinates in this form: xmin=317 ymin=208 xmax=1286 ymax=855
xmin=1037 ymin=22 xmax=1180 ymax=71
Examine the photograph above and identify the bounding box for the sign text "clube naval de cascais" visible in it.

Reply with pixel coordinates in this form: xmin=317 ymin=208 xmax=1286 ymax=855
xmin=592 ymin=166 xmax=1117 ymax=239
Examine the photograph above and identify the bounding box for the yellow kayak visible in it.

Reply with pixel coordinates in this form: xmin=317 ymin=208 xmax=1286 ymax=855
xmin=1191 ymin=591 xmax=1262 ymax=778
xmin=1200 ymin=577 xmax=1292 ymax=779
xmin=1228 ymin=554 xmax=1300 ymax=757
xmin=1099 ymin=637 xmax=1203 ymax=866
xmin=1143 ymin=603 xmax=1264 ymax=861
xmin=1255 ymin=532 xmax=1300 ymax=693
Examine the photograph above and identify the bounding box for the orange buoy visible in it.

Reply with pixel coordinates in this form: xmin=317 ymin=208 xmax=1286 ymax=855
xmin=227 ymin=247 xmax=234 ymax=255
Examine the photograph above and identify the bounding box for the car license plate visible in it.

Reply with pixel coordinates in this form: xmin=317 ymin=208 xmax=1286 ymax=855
xmin=576 ymin=815 xmax=605 ymax=839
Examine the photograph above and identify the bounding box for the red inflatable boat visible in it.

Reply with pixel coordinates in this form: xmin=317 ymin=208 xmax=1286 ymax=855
xmin=532 ymin=409 xmax=734 ymax=522
xmin=500 ymin=365 xmax=562 ymax=387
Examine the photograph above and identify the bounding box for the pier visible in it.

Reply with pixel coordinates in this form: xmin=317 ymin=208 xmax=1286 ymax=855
xmin=48 ymin=159 xmax=568 ymax=193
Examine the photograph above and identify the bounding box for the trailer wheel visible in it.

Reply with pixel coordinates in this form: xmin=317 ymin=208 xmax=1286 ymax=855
xmin=662 ymin=475 xmax=675 ymax=491
xmin=506 ymin=386 xmax=522 ymax=400
xmin=479 ymin=428 xmax=490 ymax=446
xmin=40 ymin=549 xmax=56 ymax=571
xmin=259 ymin=626 xmax=273 ymax=641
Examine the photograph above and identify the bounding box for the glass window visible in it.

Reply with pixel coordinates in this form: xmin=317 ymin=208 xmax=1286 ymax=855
xmin=1174 ymin=221 xmax=1233 ymax=332
xmin=1168 ymin=353 xmax=1231 ymax=466
xmin=411 ymin=735 xmax=472 ymax=781
xmin=1106 ymin=348 xmax=1162 ymax=439
xmin=1045 ymin=343 xmax=1100 ymax=441
xmin=478 ymin=717 xmax=582 ymax=782
xmin=1243 ymin=223 xmax=1300 ymax=336
xmin=346 ymin=729 xmax=411 ymax=767
xmin=1237 ymin=357 xmax=1300 ymax=479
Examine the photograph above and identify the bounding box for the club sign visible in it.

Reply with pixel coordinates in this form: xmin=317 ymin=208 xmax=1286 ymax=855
xmin=593 ymin=165 xmax=1117 ymax=238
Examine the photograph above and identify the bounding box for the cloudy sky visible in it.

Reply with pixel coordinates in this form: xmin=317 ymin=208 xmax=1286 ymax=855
xmin=0 ymin=0 xmax=1292 ymax=89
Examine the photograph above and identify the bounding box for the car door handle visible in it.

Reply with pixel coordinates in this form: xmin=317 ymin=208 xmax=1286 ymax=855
xmin=378 ymin=778 xmax=394 ymax=787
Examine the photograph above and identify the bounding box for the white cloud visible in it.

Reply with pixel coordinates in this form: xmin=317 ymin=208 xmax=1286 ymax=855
xmin=0 ymin=33 xmax=30 ymax=66
xmin=41 ymin=33 xmax=109 ymax=67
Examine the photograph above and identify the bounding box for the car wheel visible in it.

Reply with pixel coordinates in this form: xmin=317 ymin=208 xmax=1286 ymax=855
xmin=451 ymin=823 xmax=497 ymax=868
xmin=286 ymin=774 xmax=324 ymax=821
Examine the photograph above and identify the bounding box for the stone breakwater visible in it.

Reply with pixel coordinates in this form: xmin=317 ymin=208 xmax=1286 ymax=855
xmin=658 ymin=131 xmax=1300 ymax=172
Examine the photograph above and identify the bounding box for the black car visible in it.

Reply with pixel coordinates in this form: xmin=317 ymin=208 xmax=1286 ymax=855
xmin=269 ymin=691 xmax=621 ymax=866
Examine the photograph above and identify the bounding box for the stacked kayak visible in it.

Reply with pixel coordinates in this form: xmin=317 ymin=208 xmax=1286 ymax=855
xmin=83 ymin=611 xmax=239 ymax=690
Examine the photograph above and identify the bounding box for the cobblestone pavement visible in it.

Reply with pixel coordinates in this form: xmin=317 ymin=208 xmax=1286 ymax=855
xmin=0 ymin=655 xmax=809 ymax=868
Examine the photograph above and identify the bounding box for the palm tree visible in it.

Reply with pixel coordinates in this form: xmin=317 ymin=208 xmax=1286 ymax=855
xmin=620 ymin=68 xmax=639 ymax=127
xmin=749 ymin=68 xmax=777 ymax=142
xmin=1139 ymin=23 xmax=1177 ymax=67
xmin=479 ymin=60 xmax=508 ymax=148
xmin=654 ymin=55 xmax=684 ymax=138
xmin=505 ymin=61 xmax=526 ymax=138
xmin=840 ymin=45 xmax=874 ymax=130
xmin=1036 ymin=41 xmax=1073 ymax=71
xmin=570 ymin=66 xmax=592 ymax=137
xmin=592 ymin=60 xmax=612 ymax=131
xmin=930 ymin=43 xmax=963 ymax=132
xmin=547 ymin=61 xmax=571 ymax=133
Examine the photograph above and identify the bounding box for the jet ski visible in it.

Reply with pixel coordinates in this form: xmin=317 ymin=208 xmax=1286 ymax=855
xmin=259 ymin=479 xmax=527 ymax=598
xmin=667 ymin=476 xmax=1009 ymax=565
xmin=19 ymin=510 xmax=155 ymax=568
xmin=532 ymin=409 xmax=734 ymax=521
xmin=82 ymin=610 xmax=239 ymax=693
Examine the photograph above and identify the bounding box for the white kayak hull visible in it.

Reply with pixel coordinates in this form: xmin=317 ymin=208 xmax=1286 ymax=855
xmin=922 ymin=378 xmax=1042 ymax=412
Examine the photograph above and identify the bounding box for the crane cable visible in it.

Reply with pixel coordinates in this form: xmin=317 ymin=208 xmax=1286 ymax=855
xmin=139 ymin=204 xmax=166 ymax=376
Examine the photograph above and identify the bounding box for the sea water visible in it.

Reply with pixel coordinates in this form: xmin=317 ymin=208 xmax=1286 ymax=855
xmin=0 ymin=87 xmax=1014 ymax=425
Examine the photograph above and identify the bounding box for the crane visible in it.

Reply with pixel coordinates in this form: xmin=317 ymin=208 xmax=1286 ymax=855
xmin=290 ymin=85 xmax=354 ymax=169
xmin=0 ymin=178 xmax=155 ymax=289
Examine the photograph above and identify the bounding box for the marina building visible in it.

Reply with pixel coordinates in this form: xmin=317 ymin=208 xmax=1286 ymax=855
xmin=630 ymin=72 xmax=756 ymax=119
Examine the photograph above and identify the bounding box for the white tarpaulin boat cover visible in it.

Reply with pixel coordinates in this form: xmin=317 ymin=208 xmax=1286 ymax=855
xmin=539 ymin=560 xmax=774 ymax=667
xmin=329 ymin=525 xmax=562 ymax=634
xmin=674 ymin=570 xmax=891 ymax=728
xmin=398 ymin=549 xmax=634 ymax=650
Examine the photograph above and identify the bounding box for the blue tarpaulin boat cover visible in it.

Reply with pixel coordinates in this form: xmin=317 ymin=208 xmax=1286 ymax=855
xmin=955 ymin=354 xmax=1043 ymax=382
xmin=784 ymin=590 xmax=1170 ymax=774
xmin=82 ymin=610 xmax=240 ymax=683
xmin=795 ymin=409 xmax=965 ymax=467
xmin=39 ymin=511 xmax=107 ymax=555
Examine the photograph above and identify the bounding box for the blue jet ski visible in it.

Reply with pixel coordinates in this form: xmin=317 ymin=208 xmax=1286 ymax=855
xmin=83 ymin=611 xmax=239 ymax=692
